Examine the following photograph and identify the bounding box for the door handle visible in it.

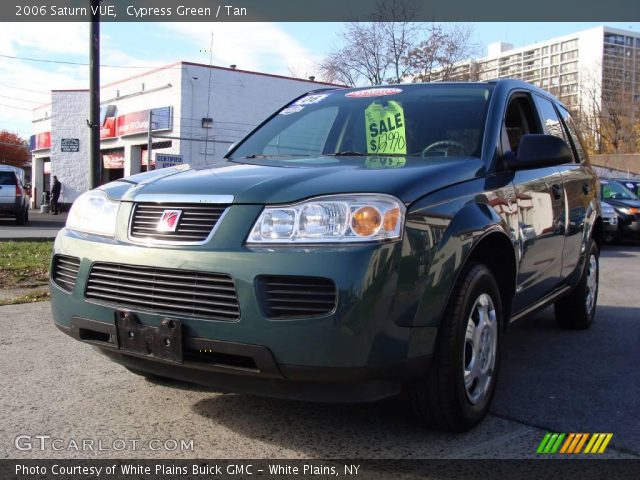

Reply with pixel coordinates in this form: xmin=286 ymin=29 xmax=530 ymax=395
xmin=582 ymin=183 xmax=591 ymax=195
xmin=552 ymin=184 xmax=562 ymax=200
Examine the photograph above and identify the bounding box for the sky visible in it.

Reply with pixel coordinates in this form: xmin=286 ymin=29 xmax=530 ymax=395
xmin=1 ymin=21 xmax=640 ymax=139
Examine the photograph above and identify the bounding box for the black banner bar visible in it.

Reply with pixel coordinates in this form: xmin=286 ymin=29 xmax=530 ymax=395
xmin=3 ymin=459 xmax=640 ymax=480
xmin=4 ymin=0 xmax=640 ymax=22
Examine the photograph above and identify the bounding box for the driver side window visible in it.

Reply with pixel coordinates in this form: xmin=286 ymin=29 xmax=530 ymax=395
xmin=502 ymin=95 xmax=542 ymax=155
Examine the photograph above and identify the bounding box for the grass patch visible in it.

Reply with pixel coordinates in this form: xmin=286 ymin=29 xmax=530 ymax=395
xmin=0 ymin=241 xmax=53 ymax=289
xmin=0 ymin=289 xmax=50 ymax=306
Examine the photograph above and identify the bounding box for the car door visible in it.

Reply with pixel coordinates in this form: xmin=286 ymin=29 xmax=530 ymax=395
xmin=504 ymin=93 xmax=566 ymax=313
xmin=552 ymin=103 xmax=598 ymax=278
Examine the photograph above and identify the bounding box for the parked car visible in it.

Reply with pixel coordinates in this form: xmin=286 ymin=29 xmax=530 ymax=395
xmin=0 ymin=165 xmax=29 ymax=225
xmin=601 ymin=202 xmax=619 ymax=243
xmin=612 ymin=178 xmax=640 ymax=198
xmin=600 ymin=178 xmax=640 ymax=238
xmin=50 ymin=80 xmax=601 ymax=432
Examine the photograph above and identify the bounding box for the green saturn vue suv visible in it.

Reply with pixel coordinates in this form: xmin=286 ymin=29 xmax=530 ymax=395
xmin=51 ymin=80 xmax=601 ymax=431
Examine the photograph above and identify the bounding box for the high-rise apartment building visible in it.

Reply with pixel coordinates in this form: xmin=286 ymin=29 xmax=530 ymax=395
xmin=430 ymin=26 xmax=640 ymax=111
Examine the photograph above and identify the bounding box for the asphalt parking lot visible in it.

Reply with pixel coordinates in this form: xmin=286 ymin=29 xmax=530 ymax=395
xmin=1 ymin=244 xmax=638 ymax=460
xmin=0 ymin=210 xmax=66 ymax=240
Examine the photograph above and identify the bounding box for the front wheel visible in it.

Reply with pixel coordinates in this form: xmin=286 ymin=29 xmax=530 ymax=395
xmin=554 ymin=241 xmax=599 ymax=329
xmin=408 ymin=263 xmax=503 ymax=432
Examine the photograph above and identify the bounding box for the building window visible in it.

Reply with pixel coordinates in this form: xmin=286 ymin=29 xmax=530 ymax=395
xmin=560 ymin=62 xmax=578 ymax=73
xmin=561 ymin=39 xmax=578 ymax=51
xmin=605 ymin=33 xmax=625 ymax=45
xmin=542 ymin=46 xmax=549 ymax=55
xmin=561 ymin=51 xmax=578 ymax=61
xmin=551 ymin=43 xmax=559 ymax=53
xmin=551 ymin=54 xmax=560 ymax=64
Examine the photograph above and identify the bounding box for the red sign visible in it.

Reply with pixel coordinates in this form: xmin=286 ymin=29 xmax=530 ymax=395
xmin=103 ymin=152 xmax=125 ymax=169
xmin=345 ymin=88 xmax=403 ymax=98
xmin=141 ymin=149 xmax=156 ymax=166
xmin=116 ymin=110 xmax=150 ymax=137
xmin=33 ymin=132 xmax=51 ymax=150
xmin=100 ymin=117 xmax=116 ymax=139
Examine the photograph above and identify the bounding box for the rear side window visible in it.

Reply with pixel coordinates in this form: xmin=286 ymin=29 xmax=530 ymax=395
xmin=533 ymin=95 xmax=570 ymax=144
xmin=0 ymin=172 xmax=17 ymax=186
xmin=557 ymin=105 xmax=588 ymax=164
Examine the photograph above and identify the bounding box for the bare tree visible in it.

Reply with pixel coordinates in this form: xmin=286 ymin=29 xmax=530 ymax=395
xmin=373 ymin=0 xmax=418 ymax=84
xmin=575 ymin=66 xmax=639 ymax=154
xmin=318 ymin=0 xmax=420 ymax=86
xmin=407 ymin=24 xmax=478 ymax=82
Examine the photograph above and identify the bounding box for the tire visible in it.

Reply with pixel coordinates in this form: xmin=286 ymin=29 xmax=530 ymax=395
xmin=554 ymin=241 xmax=598 ymax=330
xmin=408 ymin=262 xmax=503 ymax=432
xmin=15 ymin=207 xmax=26 ymax=225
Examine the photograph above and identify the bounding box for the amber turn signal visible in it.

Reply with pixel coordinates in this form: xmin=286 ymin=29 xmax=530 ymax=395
xmin=351 ymin=206 xmax=382 ymax=236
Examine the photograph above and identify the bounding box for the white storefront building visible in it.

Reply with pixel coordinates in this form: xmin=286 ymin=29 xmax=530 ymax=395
xmin=31 ymin=62 xmax=338 ymax=208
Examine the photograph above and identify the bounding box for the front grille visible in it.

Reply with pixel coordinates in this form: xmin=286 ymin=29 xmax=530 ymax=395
xmin=257 ymin=275 xmax=337 ymax=319
xmin=85 ymin=262 xmax=240 ymax=321
xmin=51 ymin=255 xmax=81 ymax=292
xmin=130 ymin=203 xmax=228 ymax=242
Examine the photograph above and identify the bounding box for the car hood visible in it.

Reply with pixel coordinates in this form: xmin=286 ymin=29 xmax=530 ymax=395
xmin=604 ymin=198 xmax=640 ymax=209
xmin=106 ymin=156 xmax=485 ymax=205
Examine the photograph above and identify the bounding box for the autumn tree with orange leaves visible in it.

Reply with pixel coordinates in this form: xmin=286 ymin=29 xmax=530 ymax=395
xmin=0 ymin=130 xmax=30 ymax=168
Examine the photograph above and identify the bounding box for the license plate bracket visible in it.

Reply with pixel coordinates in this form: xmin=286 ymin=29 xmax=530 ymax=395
xmin=115 ymin=311 xmax=183 ymax=364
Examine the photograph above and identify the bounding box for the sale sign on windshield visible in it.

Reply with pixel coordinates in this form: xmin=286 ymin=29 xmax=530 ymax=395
xmin=365 ymin=101 xmax=406 ymax=155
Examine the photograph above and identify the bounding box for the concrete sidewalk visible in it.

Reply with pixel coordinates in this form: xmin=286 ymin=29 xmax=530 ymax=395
xmin=0 ymin=210 xmax=67 ymax=241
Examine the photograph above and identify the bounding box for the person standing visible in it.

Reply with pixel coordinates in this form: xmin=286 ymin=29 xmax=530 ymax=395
xmin=51 ymin=176 xmax=62 ymax=215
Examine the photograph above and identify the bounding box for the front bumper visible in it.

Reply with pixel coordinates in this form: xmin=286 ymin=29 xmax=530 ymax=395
xmin=51 ymin=226 xmax=435 ymax=402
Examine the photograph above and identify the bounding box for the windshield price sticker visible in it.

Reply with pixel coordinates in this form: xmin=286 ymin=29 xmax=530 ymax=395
xmin=294 ymin=94 xmax=329 ymax=106
xmin=365 ymin=101 xmax=407 ymax=155
xmin=279 ymin=105 xmax=305 ymax=115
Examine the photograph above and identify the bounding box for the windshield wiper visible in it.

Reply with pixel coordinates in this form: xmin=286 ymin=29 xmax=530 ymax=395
xmin=241 ymin=153 xmax=311 ymax=159
xmin=324 ymin=151 xmax=369 ymax=156
xmin=324 ymin=151 xmax=406 ymax=157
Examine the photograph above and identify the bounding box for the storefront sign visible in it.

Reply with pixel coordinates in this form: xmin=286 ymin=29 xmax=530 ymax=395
xmin=30 ymin=132 xmax=51 ymax=151
xmin=103 ymin=152 xmax=125 ymax=169
xmin=156 ymin=154 xmax=183 ymax=169
xmin=100 ymin=117 xmax=116 ymax=139
xmin=117 ymin=106 xmax=172 ymax=137
xmin=61 ymin=138 xmax=80 ymax=152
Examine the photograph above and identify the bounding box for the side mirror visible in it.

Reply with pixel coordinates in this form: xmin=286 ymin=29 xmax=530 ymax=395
xmin=505 ymin=134 xmax=573 ymax=170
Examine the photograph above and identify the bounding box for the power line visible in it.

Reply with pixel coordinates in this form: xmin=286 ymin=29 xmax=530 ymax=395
xmin=0 ymin=82 xmax=50 ymax=95
xmin=0 ymin=103 xmax=33 ymax=111
xmin=0 ymin=53 xmax=179 ymax=70
xmin=0 ymin=94 xmax=43 ymax=104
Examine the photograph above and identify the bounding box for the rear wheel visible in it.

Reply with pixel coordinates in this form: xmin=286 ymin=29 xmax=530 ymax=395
xmin=554 ymin=241 xmax=598 ymax=330
xmin=409 ymin=263 xmax=503 ymax=432
xmin=15 ymin=207 xmax=27 ymax=225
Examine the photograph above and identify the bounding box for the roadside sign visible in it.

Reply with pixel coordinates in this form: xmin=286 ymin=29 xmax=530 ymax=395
xmin=156 ymin=154 xmax=183 ymax=169
xmin=61 ymin=138 xmax=80 ymax=152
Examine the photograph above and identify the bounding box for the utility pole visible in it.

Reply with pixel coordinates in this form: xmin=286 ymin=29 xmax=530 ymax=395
xmin=89 ymin=0 xmax=101 ymax=188
xmin=147 ymin=110 xmax=153 ymax=171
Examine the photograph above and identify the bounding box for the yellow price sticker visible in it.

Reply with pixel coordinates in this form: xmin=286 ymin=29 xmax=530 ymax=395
xmin=365 ymin=101 xmax=407 ymax=155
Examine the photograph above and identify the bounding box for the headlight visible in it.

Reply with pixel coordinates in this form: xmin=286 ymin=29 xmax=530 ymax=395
xmin=66 ymin=190 xmax=120 ymax=237
xmin=247 ymin=194 xmax=405 ymax=244
xmin=601 ymin=202 xmax=615 ymax=215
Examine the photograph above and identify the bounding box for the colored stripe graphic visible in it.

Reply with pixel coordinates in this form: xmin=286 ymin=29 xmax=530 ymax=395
xmin=538 ymin=433 xmax=613 ymax=454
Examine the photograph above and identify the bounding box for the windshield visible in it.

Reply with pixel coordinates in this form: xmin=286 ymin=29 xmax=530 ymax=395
xmin=601 ymin=181 xmax=639 ymax=201
xmin=228 ymin=84 xmax=493 ymax=162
